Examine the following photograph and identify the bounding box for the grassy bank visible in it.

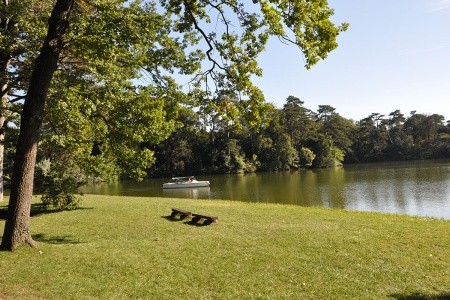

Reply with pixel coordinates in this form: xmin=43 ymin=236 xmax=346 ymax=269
xmin=1 ymin=195 xmax=449 ymax=300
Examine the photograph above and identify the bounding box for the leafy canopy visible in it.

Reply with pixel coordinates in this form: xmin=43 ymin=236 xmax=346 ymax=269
xmin=2 ymin=0 xmax=347 ymax=180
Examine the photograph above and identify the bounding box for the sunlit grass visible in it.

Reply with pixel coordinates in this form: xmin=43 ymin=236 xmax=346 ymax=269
xmin=1 ymin=195 xmax=449 ymax=299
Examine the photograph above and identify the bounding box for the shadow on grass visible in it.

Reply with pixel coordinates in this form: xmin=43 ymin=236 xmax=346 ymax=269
xmin=390 ymin=292 xmax=450 ymax=300
xmin=0 ymin=203 xmax=93 ymax=220
xmin=161 ymin=215 xmax=186 ymax=222
xmin=0 ymin=208 xmax=6 ymax=220
xmin=161 ymin=215 xmax=213 ymax=227
xmin=32 ymin=233 xmax=83 ymax=245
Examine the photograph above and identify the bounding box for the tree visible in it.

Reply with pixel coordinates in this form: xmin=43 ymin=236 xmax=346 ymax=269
xmin=153 ymin=107 xmax=207 ymax=176
xmin=384 ymin=110 xmax=410 ymax=160
xmin=1 ymin=0 xmax=75 ymax=250
xmin=257 ymin=107 xmax=298 ymax=171
xmin=317 ymin=104 xmax=336 ymax=123
xmin=403 ymin=113 xmax=447 ymax=159
xmin=1 ymin=0 xmax=347 ymax=250
xmin=0 ymin=56 xmax=7 ymax=201
xmin=404 ymin=113 xmax=444 ymax=143
xmin=317 ymin=105 xmax=356 ymax=160
xmin=353 ymin=114 xmax=389 ymax=162
xmin=1 ymin=1 xmax=17 ymax=201
xmin=0 ymin=1 xmax=52 ymax=201
xmin=282 ymin=96 xmax=307 ymax=147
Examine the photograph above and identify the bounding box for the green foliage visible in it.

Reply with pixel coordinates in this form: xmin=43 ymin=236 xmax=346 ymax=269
xmin=281 ymin=96 xmax=314 ymax=148
xmin=352 ymin=111 xmax=448 ymax=162
xmin=329 ymin=146 xmax=345 ymax=167
xmin=159 ymin=0 xmax=347 ymax=129
xmin=0 ymin=1 xmax=53 ymax=88
xmin=2 ymin=0 xmax=348 ymax=186
xmin=298 ymin=147 xmax=316 ymax=168
xmin=35 ymin=160 xmax=82 ymax=211
xmin=258 ymin=0 xmax=349 ymax=68
xmin=320 ymin=109 xmax=356 ymax=154
xmin=153 ymin=98 xmax=449 ymax=175
xmin=40 ymin=175 xmax=81 ymax=211
xmin=353 ymin=115 xmax=389 ymax=162
xmin=308 ymin=134 xmax=335 ymax=168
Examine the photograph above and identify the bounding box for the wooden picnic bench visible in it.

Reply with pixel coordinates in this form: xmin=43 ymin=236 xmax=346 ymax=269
xmin=170 ymin=208 xmax=218 ymax=225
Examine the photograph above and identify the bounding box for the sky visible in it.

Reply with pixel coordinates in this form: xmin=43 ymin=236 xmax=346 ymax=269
xmin=252 ymin=0 xmax=450 ymax=122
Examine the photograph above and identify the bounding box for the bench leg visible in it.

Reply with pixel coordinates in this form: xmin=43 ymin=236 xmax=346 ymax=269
xmin=179 ymin=214 xmax=189 ymax=220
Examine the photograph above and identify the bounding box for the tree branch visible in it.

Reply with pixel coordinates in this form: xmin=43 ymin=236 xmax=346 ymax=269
xmin=183 ymin=0 xmax=229 ymax=76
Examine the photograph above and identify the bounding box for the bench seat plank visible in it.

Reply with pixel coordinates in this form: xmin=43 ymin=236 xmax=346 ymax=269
xmin=171 ymin=208 xmax=192 ymax=219
xmin=191 ymin=213 xmax=218 ymax=224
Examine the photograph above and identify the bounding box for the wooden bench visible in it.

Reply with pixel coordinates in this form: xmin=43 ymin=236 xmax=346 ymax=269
xmin=191 ymin=213 xmax=218 ymax=225
xmin=169 ymin=208 xmax=218 ymax=225
xmin=171 ymin=208 xmax=192 ymax=220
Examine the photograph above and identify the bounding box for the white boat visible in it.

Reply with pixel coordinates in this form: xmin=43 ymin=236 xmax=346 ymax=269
xmin=162 ymin=176 xmax=210 ymax=189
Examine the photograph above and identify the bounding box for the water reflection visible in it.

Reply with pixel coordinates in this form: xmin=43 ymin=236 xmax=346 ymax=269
xmin=80 ymin=160 xmax=450 ymax=219
xmin=340 ymin=161 xmax=450 ymax=218
xmin=163 ymin=187 xmax=211 ymax=199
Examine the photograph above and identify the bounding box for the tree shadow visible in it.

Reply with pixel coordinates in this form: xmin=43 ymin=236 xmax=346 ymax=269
xmin=184 ymin=218 xmax=216 ymax=227
xmin=30 ymin=203 xmax=94 ymax=217
xmin=0 ymin=203 xmax=93 ymax=220
xmin=390 ymin=292 xmax=450 ymax=300
xmin=161 ymin=215 xmax=187 ymax=222
xmin=32 ymin=233 xmax=83 ymax=245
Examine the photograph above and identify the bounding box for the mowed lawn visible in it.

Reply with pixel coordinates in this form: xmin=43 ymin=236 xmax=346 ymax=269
xmin=1 ymin=195 xmax=449 ymax=300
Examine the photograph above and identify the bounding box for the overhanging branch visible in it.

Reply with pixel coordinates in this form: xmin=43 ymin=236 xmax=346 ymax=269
xmin=183 ymin=0 xmax=229 ymax=76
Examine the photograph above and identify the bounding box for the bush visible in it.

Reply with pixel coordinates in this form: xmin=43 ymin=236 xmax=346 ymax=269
xmin=35 ymin=159 xmax=82 ymax=210
xmin=298 ymin=147 xmax=316 ymax=168
xmin=40 ymin=173 xmax=82 ymax=210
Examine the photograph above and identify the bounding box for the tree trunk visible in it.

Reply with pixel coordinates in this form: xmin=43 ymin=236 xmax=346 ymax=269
xmin=1 ymin=0 xmax=13 ymax=202
xmin=1 ymin=0 xmax=74 ymax=251
xmin=0 ymin=57 xmax=8 ymax=202
xmin=0 ymin=0 xmax=14 ymax=202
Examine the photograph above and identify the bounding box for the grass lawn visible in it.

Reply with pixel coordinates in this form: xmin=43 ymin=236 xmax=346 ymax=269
xmin=1 ymin=195 xmax=449 ymax=300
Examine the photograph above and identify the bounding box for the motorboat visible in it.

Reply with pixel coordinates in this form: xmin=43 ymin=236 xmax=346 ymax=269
xmin=162 ymin=176 xmax=210 ymax=189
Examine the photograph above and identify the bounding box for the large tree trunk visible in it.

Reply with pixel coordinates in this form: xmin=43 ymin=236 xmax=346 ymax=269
xmin=1 ymin=0 xmax=74 ymax=251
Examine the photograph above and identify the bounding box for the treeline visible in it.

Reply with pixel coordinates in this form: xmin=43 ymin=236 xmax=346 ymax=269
xmin=151 ymin=96 xmax=450 ymax=177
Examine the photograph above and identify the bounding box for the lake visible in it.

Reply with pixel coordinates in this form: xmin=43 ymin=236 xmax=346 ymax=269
xmin=80 ymin=160 xmax=450 ymax=220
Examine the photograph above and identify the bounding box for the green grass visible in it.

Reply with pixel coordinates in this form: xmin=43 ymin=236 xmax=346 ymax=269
xmin=1 ymin=195 xmax=449 ymax=300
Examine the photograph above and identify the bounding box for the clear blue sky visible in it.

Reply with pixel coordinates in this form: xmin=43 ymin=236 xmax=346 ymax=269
xmin=253 ymin=0 xmax=450 ymax=122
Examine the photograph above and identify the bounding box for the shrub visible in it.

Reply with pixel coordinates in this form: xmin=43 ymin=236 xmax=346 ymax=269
xmin=35 ymin=159 xmax=82 ymax=210
xmin=40 ymin=173 xmax=82 ymax=210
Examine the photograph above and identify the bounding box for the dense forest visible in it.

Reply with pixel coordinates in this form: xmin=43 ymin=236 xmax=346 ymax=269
xmin=3 ymin=95 xmax=449 ymax=183
xmin=152 ymin=95 xmax=450 ymax=177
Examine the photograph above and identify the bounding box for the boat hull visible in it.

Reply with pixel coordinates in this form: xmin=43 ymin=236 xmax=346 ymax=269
xmin=162 ymin=181 xmax=210 ymax=189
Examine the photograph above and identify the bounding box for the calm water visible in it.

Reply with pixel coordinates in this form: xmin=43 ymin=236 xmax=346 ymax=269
xmin=80 ymin=160 xmax=450 ymax=219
